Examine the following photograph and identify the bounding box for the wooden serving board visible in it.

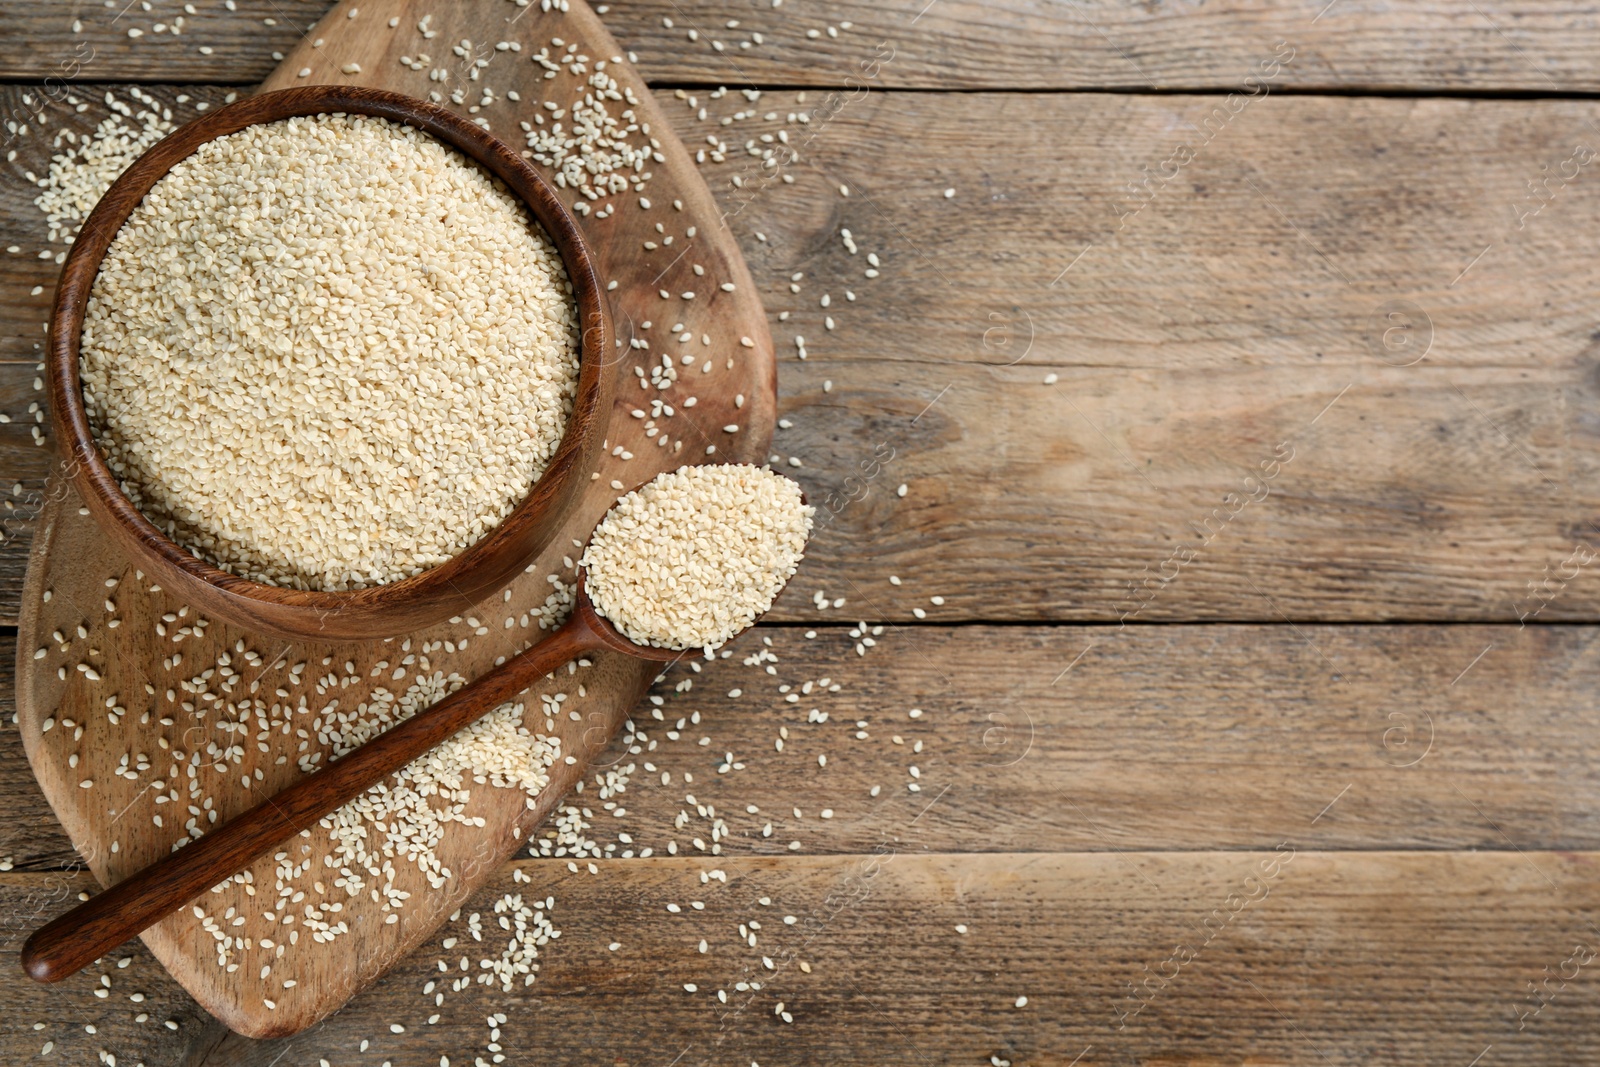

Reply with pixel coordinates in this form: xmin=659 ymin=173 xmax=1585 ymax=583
xmin=14 ymin=0 xmax=775 ymax=1039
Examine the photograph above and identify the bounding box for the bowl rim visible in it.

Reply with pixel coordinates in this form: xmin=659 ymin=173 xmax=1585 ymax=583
xmin=47 ymin=85 xmax=614 ymax=639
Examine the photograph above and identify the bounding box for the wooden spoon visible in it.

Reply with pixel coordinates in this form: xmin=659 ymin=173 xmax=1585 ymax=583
xmin=20 ymin=573 xmax=691 ymax=983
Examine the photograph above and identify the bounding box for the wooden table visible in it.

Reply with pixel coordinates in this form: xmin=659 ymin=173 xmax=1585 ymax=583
xmin=3 ymin=2 xmax=1600 ymax=1063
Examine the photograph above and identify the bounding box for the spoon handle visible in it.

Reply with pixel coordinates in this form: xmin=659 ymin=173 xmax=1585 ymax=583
xmin=21 ymin=615 xmax=601 ymax=983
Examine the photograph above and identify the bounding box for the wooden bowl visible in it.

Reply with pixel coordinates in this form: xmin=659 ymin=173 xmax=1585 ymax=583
xmin=47 ymin=86 xmax=614 ymax=641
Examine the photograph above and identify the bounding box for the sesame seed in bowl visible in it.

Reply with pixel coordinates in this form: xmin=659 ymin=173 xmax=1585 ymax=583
xmin=82 ymin=112 xmax=581 ymax=593
xmin=49 ymin=86 xmax=615 ymax=640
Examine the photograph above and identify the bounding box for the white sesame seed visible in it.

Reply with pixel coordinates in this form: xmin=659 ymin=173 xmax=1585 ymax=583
xmin=581 ymin=465 xmax=813 ymax=651
xmin=80 ymin=115 xmax=580 ymax=590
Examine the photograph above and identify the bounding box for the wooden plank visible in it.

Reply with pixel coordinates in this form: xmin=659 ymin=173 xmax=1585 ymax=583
xmin=10 ymin=88 xmax=1600 ymax=620
xmin=7 ymin=0 xmax=1600 ymax=91
xmin=4 ymin=851 xmax=1600 ymax=1065
xmin=675 ymin=89 xmax=1600 ymax=622
xmin=11 ymin=621 xmax=1600 ymax=876
xmin=15 ymin=90 xmax=1600 ymax=620
xmin=11 ymin=89 xmax=1600 ymax=624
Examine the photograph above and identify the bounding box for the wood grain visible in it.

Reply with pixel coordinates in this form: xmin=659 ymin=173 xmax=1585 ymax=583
xmin=13 ymin=0 xmax=777 ymax=1038
xmin=5 ymin=851 xmax=1600 ymax=1065
xmin=12 ymin=88 xmax=1600 ymax=621
xmin=7 ymin=0 xmax=1600 ymax=92
xmin=11 ymin=621 xmax=1600 ymax=876
xmin=3 ymin=3 xmax=1598 ymax=1062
